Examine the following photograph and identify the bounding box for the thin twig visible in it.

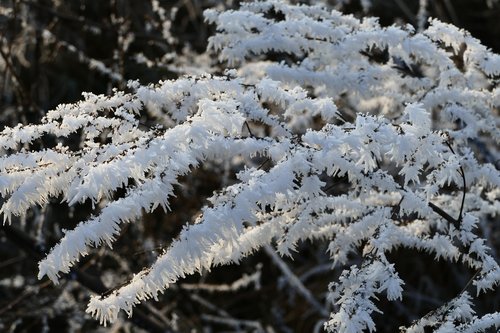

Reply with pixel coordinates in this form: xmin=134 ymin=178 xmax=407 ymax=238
xmin=201 ymin=314 xmax=265 ymax=332
xmin=257 ymin=158 xmax=271 ymax=170
xmin=444 ymin=140 xmax=467 ymax=225
xmin=457 ymin=268 xmax=482 ymax=297
xmin=264 ymin=245 xmax=328 ymax=317
xmin=323 ymin=181 xmax=339 ymax=194
xmin=181 ymin=267 xmax=261 ymax=293
xmin=244 ymin=121 xmax=254 ymax=138
xmin=428 ymin=201 xmax=459 ymax=229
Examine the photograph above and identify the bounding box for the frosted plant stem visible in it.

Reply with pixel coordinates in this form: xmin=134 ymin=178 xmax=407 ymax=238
xmin=417 ymin=0 xmax=428 ymax=31
xmin=201 ymin=314 xmax=265 ymax=332
xmin=264 ymin=245 xmax=329 ymax=317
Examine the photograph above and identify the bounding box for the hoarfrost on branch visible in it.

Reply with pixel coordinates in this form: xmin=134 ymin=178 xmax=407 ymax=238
xmin=1 ymin=1 xmax=499 ymax=332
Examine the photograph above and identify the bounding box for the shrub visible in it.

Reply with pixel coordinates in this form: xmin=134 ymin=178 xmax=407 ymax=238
xmin=1 ymin=1 xmax=499 ymax=332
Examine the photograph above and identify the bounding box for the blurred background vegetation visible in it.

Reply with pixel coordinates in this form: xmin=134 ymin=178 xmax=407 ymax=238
xmin=0 ymin=1 xmax=499 ymax=332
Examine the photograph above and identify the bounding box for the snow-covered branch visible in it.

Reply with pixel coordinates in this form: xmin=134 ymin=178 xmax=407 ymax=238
xmin=0 ymin=1 xmax=498 ymax=332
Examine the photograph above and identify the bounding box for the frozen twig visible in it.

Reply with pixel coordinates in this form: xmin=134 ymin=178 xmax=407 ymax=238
xmin=264 ymin=245 xmax=328 ymax=318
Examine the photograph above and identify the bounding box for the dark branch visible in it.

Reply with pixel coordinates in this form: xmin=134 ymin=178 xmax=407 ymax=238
xmin=444 ymin=139 xmax=467 ymax=225
xmin=428 ymin=202 xmax=460 ymax=230
xmin=244 ymin=121 xmax=254 ymax=138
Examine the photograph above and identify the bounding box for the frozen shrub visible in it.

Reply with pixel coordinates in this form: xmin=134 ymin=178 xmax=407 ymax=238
xmin=0 ymin=1 xmax=498 ymax=332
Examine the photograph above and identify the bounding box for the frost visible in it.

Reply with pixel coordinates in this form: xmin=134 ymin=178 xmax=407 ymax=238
xmin=0 ymin=1 xmax=499 ymax=331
